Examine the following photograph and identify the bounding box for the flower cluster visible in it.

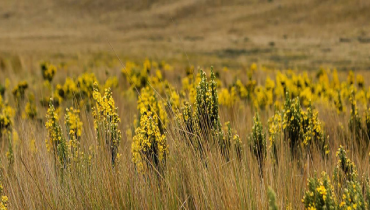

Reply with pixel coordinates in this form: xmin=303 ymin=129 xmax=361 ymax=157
xmin=301 ymin=102 xmax=329 ymax=156
xmin=334 ymin=146 xmax=357 ymax=184
xmin=169 ymin=89 xmax=180 ymax=109
xmin=339 ymin=180 xmax=365 ymax=209
xmin=177 ymin=68 xmax=242 ymax=161
xmin=282 ymin=94 xmax=328 ymax=158
xmin=224 ymin=68 xmax=370 ymax=114
xmin=268 ymin=110 xmax=282 ymax=163
xmin=132 ymin=111 xmax=168 ymax=172
xmin=12 ymin=81 xmax=28 ymax=102
xmin=77 ymin=73 xmax=99 ymax=99
xmin=0 ymin=178 xmax=8 ymax=210
xmin=283 ymin=94 xmax=303 ymax=156
xmin=234 ymin=79 xmax=249 ymax=100
xmin=92 ymin=83 xmax=121 ymax=165
xmin=303 ymin=147 xmax=368 ymax=209
xmin=65 ymin=107 xmax=83 ymax=160
xmin=122 ymin=60 xmax=149 ymax=90
xmin=132 ymin=84 xmax=169 ymax=171
xmin=45 ymin=99 xmax=68 ymax=168
xmin=253 ymin=84 xmax=274 ymax=109
xmin=218 ymin=87 xmax=238 ymax=108
xmin=104 ymin=76 xmax=118 ymax=89
xmin=181 ymin=67 xmax=199 ymax=104
xmin=334 ymin=147 xmax=365 ymax=210
xmin=41 ymin=62 xmax=57 ymax=82
xmin=302 ymin=172 xmax=337 ymax=210
xmin=0 ymin=95 xmax=14 ymax=136
xmin=62 ymin=77 xmax=78 ymax=99
xmin=122 ymin=60 xmax=175 ymax=92
xmin=194 ymin=68 xmax=221 ymax=135
xmin=47 ymin=73 xmax=98 ymax=108
xmin=334 ymin=90 xmax=345 ymax=114
xmin=137 ymin=86 xmax=167 ymax=132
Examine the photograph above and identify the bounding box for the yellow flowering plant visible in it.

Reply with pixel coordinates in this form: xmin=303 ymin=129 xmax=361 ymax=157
xmin=92 ymin=83 xmax=121 ymax=165
xmin=137 ymin=86 xmax=167 ymax=133
xmin=249 ymin=112 xmax=266 ymax=175
xmin=132 ymin=111 xmax=168 ymax=172
xmin=132 ymin=83 xmax=170 ymax=171
xmin=233 ymin=79 xmax=249 ymax=100
xmin=12 ymin=81 xmax=28 ymax=101
xmin=65 ymin=107 xmax=83 ymax=161
xmin=339 ymin=180 xmax=365 ymax=210
xmin=0 ymin=95 xmax=14 ymax=138
xmin=282 ymin=93 xmax=328 ymax=158
xmin=283 ymin=93 xmax=303 ymax=157
xmin=268 ymin=109 xmax=282 ymax=164
xmin=0 ymin=177 xmax=8 ymax=210
xmin=301 ymin=102 xmax=329 ymax=156
xmin=62 ymin=77 xmax=78 ymax=99
xmin=169 ymin=89 xmax=180 ymax=110
xmin=334 ymin=146 xmax=357 ymax=187
xmin=122 ymin=59 xmax=150 ymax=90
xmin=104 ymin=76 xmax=119 ymax=90
xmin=332 ymin=147 xmax=367 ymax=210
xmin=45 ymin=99 xmax=68 ymax=168
xmin=302 ymin=172 xmax=337 ymax=210
xmin=177 ymin=67 xmax=244 ymax=161
xmin=78 ymin=73 xmax=98 ymax=98
xmin=218 ymin=87 xmax=238 ymax=108
xmin=194 ymin=68 xmax=221 ymax=137
xmin=40 ymin=62 xmax=57 ymax=82
xmin=334 ymin=90 xmax=345 ymax=114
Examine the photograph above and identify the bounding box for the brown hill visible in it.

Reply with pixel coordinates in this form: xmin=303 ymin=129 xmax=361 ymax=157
xmin=1 ymin=0 xmax=370 ymax=69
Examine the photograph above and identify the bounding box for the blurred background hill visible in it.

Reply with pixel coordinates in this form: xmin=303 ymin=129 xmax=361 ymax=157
xmin=1 ymin=0 xmax=370 ymax=69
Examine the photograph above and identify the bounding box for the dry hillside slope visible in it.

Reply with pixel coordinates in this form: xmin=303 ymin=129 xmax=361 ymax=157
xmin=0 ymin=0 xmax=369 ymax=69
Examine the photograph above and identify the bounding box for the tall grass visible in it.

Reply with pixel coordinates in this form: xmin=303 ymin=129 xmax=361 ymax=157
xmin=0 ymin=60 xmax=370 ymax=209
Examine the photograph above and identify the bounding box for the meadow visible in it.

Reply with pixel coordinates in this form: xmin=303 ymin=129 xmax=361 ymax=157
xmin=2 ymin=0 xmax=370 ymax=209
xmin=0 ymin=58 xmax=370 ymax=209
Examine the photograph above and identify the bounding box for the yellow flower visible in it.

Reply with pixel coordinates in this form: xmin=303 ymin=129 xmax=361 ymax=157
xmin=1 ymin=196 xmax=7 ymax=203
xmin=40 ymin=62 xmax=57 ymax=82
xmin=92 ymin=83 xmax=121 ymax=164
xmin=132 ymin=111 xmax=167 ymax=172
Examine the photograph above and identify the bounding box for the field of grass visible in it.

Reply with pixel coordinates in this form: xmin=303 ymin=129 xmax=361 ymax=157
xmin=1 ymin=0 xmax=370 ymax=209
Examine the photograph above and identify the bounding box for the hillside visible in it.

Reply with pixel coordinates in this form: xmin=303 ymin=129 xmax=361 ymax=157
xmin=1 ymin=0 xmax=370 ymax=69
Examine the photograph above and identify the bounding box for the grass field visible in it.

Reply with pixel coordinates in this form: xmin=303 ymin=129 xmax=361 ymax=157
xmin=1 ymin=0 xmax=370 ymax=209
